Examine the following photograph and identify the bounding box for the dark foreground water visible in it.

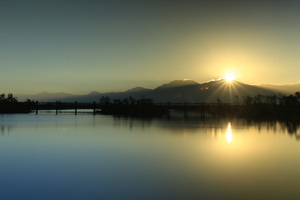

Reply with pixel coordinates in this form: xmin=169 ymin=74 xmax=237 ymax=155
xmin=0 ymin=113 xmax=300 ymax=200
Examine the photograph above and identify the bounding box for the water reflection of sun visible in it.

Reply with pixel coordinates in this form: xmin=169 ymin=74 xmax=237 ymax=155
xmin=226 ymin=122 xmax=232 ymax=143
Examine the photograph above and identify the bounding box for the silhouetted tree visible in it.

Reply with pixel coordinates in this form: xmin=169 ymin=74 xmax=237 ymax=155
xmin=6 ymin=93 xmax=17 ymax=103
xmin=253 ymin=94 xmax=264 ymax=104
xmin=235 ymin=95 xmax=240 ymax=105
xmin=0 ymin=93 xmax=32 ymax=113
xmin=122 ymin=98 xmax=129 ymax=105
xmin=216 ymin=98 xmax=222 ymax=106
xmin=129 ymin=96 xmax=136 ymax=105
xmin=0 ymin=93 xmax=5 ymax=102
xmin=265 ymin=94 xmax=277 ymax=105
xmin=281 ymin=93 xmax=299 ymax=107
xmin=243 ymin=95 xmax=253 ymax=105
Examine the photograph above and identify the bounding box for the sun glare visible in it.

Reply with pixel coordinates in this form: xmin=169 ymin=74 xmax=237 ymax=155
xmin=225 ymin=73 xmax=235 ymax=82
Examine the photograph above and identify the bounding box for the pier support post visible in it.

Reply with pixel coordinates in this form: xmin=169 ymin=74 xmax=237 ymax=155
xmin=75 ymin=101 xmax=77 ymax=115
xmin=35 ymin=101 xmax=39 ymax=114
xmin=200 ymin=105 xmax=205 ymax=119
xmin=167 ymin=102 xmax=171 ymax=119
xmin=56 ymin=101 xmax=58 ymax=115
xmin=184 ymin=102 xmax=188 ymax=119
xmin=93 ymin=101 xmax=96 ymax=115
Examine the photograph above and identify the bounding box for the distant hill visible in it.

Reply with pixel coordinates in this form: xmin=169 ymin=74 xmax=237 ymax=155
xmin=259 ymin=83 xmax=300 ymax=95
xmin=146 ymin=79 xmax=279 ymax=103
xmin=125 ymin=87 xmax=150 ymax=93
xmin=18 ymin=91 xmax=77 ymax=102
xmin=155 ymin=79 xmax=199 ymax=90
xmin=16 ymin=79 xmax=300 ymax=103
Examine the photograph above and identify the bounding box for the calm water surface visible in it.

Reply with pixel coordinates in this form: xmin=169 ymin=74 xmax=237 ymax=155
xmin=0 ymin=113 xmax=299 ymax=200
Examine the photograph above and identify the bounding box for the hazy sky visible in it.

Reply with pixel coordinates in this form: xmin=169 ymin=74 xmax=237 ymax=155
xmin=1 ymin=0 xmax=300 ymax=94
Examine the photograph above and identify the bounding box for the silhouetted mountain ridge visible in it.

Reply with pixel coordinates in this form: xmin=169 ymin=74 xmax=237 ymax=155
xmin=88 ymin=91 xmax=102 ymax=96
xmin=125 ymin=87 xmax=151 ymax=93
xmin=19 ymin=91 xmax=75 ymax=102
xmin=16 ymin=79 xmax=300 ymax=103
xmin=155 ymin=79 xmax=199 ymax=90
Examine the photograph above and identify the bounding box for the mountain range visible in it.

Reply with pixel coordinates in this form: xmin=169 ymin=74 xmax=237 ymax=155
xmin=16 ymin=79 xmax=300 ymax=103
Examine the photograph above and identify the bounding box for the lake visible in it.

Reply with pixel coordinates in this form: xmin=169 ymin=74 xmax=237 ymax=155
xmin=0 ymin=112 xmax=299 ymax=200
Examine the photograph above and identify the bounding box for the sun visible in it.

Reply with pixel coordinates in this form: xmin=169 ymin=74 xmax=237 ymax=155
xmin=225 ymin=73 xmax=235 ymax=82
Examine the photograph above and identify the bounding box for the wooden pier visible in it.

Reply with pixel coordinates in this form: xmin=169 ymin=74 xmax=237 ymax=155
xmin=35 ymin=101 xmax=98 ymax=115
xmin=34 ymin=101 xmax=236 ymax=118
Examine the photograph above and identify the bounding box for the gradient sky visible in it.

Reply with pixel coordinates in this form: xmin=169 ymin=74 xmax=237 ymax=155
xmin=1 ymin=0 xmax=300 ymax=94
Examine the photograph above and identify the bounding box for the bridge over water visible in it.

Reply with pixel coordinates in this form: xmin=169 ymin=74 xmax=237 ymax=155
xmin=34 ymin=101 xmax=235 ymax=117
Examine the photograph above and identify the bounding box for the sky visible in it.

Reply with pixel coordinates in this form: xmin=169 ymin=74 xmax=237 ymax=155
xmin=1 ymin=0 xmax=300 ymax=94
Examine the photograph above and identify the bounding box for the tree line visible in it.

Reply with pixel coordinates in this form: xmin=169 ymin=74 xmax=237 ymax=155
xmin=213 ymin=91 xmax=300 ymax=121
xmin=240 ymin=92 xmax=300 ymax=106
xmin=0 ymin=93 xmax=34 ymax=113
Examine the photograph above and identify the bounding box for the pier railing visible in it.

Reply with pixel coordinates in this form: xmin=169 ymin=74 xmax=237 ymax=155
xmin=34 ymin=101 xmax=237 ymax=116
xmin=34 ymin=101 xmax=98 ymax=115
